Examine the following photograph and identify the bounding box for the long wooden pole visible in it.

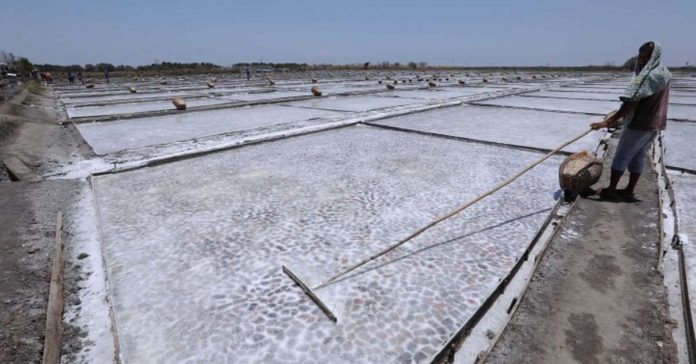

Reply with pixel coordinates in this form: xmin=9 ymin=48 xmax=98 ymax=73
xmin=314 ymin=128 xmax=593 ymax=290
xmin=43 ymin=212 xmax=65 ymax=364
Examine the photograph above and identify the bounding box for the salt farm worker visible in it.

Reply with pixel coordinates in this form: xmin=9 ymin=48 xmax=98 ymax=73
xmin=590 ymin=41 xmax=671 ymax=202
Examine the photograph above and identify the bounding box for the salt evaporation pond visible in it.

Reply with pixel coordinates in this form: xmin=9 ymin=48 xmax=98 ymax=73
xmin=669 ymin=172 xmax=696 ymax=329
xmin=76 ymin=105 xmax=344 ymax=154
xmin=281 ymin=95 xmax=425 ymax=112
xmin=664 ymin=122 xmax=696 ymax=171
xmin=384 ymin=87 xmax=505 ymax=100
xmin=474 ymin=95 xmax=619 ymax=115
xmin=92 ymin=125 xmax=563 ymax=363
xmin=66 ymin=97 xmax=233 ymax=118
xmin=374 ymin=104 xmax=604 ymax=153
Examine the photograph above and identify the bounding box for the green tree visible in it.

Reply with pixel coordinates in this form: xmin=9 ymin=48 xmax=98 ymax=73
xmin=16 ymin=57 xmax=33 ymax=77
xmin=96 ymin=63 xmax=115 ymax=72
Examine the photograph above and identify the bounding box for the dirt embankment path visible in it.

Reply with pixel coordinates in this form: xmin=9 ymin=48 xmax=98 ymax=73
xmin=0 ymin=82 xmax=90 ymax=363
xmin=487 ymin=137 xmax=677 ymax=363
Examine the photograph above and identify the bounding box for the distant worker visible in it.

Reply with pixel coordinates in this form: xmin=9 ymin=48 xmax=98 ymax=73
xmin=104 ymin=69 xmax=110 ymax=83
xmin=77 ymin=71 xmax=83 ymax=84
xmin=67 ymin=72 xmax=75 ymax=85
xmin=245 ymin=67 xmax=250 ymax=81
xmin=590 ymin=41 xmax=671 ymax=202
xmin=41 ymin=72 xmax=53 ymax=84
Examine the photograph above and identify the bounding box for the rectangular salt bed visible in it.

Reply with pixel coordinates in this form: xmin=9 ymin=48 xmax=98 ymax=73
xmin=373 ymin=104 xmax=604 ymax=153
xmin=664 ymin=122 xmax=696 ymax=171
xmin=474 ymin=95 xmax=620 ymax=115
xmin=282 ymin=95 xmax=424 ymax=112
xmin=67 ymin=97 xmax=233 ymax=118
xmin=76 ymin=104 xmax=344 ymax=154
xmin=668 ymin=172 xmax=696 ymax=326
xmin=92 ymin=125 xmax=562 ymax=363
xmin=385 ymin=87 xmax=505 ymax=100
xmin=523 ymin=90 xmax=696 ymax=106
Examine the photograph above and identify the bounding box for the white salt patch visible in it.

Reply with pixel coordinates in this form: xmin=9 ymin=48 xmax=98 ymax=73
xmin=76 ymin=104 xmax=344 ymax=154
xmin=375 ymin=104 xmax=603 ymax=153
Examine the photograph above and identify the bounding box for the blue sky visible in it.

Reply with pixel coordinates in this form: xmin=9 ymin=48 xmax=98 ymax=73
xmin=1 ymin=0 xmax=693 ymax=67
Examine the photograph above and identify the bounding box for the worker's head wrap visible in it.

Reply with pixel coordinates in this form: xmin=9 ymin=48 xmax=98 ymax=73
xmin=621 ymin=41 xmax=671 ymax=102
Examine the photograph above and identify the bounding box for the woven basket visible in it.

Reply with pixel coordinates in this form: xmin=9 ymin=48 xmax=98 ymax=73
xmin=428 ymin=81 xmax=437 ymax=87
xmin=386 ymin=84 xmax=395 ymax=90
xmin=559 ymin=150 xmax=603 ymax=192
xmin=458 ymin=80 xmax=466 ymax=85
xmin=311 ymin=86 xmax=322 ymax=96
xmin=128 ymin=86 xmax=136 ymax=93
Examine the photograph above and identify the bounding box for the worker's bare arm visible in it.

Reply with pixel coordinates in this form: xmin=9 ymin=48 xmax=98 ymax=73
xmin=590 ymin=101 xmax=637 ymax=130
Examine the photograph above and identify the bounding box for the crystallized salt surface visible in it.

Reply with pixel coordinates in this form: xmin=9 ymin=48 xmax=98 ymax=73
xmin=667 ymin=105 xmax=696 ymax=120
xmin=557 ymin=88 xmax=696 ymax=98
xmin=60 ymin=87 xmax=232 ymax=105
xmin=563 ymin=84 xmax=626 ymax=90
xmin=671 ymin=96 xmax=696 ymax=105
xmin=66 ymin=97 xmax=233 ymax=118
xmin=383 ymin=87 xmax=505 ymax=100
xmin=76 ymin=105 xmax=344 ymax=154
xmin=93 ymin=125 xmax=562 ymax=363
xmin=474 ymin=95 xmax=619 ymax=115
xmin=62 ymin=91 xmax=193 ymax=105
xmin=554 ymin=87 xmax=624 ymax=94
xmin=221 ymin=90 xmax=309 ymax=101
xmin=668 ymin=172 xmax=696 ymax=326
xmin=523 ymin=91 xmax=696 ymax=106
xmin=281 ymin=95 xmax=425 ymax=112
xmin=374 ymin=104 xmax=603 ymax=153
xmin=290 ymin=84 xmax=388 ymax=95
xmin=523 ymin=90 xmax=621 ymax=101
xmin=664 ymin=122 xmax=696 ymax=171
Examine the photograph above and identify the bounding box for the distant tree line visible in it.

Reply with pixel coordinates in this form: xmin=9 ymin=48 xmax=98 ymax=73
xmin=233 ymin=62 xmax=309 ymax=71
xmin=136 ymin=61 xmax=221 ymax=71
xmin=2 ymin=48 xmax=694 ymax=78
xmin=0 ymin=50 xmax=33 ymax=77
